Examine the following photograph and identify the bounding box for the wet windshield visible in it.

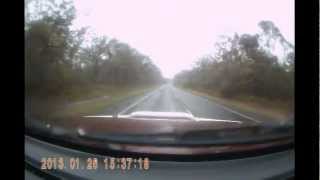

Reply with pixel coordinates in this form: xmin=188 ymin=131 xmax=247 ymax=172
xmin=25 ymin=0 xmax=294 ymax=145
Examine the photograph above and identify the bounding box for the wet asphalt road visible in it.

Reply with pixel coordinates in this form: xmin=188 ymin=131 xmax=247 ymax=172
xmin=100 ymin=84 xmax=262 ymax=124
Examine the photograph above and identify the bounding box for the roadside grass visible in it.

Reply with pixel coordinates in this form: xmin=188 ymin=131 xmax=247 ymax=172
xmin=179 ymin=86 xmax=293 ymax=123
xmin=27 ymin=84 xmax=159 ymax=121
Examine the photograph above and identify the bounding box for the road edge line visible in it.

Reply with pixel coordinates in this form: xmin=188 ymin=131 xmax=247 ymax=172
xmin=177 ymin=87 xmax=260 ymax=123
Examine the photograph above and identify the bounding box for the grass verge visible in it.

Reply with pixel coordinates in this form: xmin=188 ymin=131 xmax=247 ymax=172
xmin=180 ymin=86 xmax=293 ymax=123
xmin=27 ymin=84 xmax=159 ymax=120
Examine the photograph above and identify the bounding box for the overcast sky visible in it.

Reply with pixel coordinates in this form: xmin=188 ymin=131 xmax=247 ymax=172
xmin=72 ymin=0 xmax=294 ymax=78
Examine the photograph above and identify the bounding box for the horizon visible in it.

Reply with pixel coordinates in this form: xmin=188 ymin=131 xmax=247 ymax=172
xmin=72 ymin=0 xmax=294 ymax=78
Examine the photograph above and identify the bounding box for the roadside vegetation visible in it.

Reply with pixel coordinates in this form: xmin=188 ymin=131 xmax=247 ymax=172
xmin=25 ymin=0 xmax=164 ymax=119
xmin=174 ymin=21 xmax=294 ymax=122
xmin=181 ymin=87 xmax=292 ymax=123
xmin=28 ymin=84 xmax=158 ymax=121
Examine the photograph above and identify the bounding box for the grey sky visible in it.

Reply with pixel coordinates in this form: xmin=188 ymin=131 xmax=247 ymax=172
xmin=72 ymin=0 xmax=294 ymax=78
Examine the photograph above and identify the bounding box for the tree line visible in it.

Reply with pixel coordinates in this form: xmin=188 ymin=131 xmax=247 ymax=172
xmin=174 ymin=21 xmax=294 ymax=104
xmin=25 ymin=0 xmax=163 ymax=97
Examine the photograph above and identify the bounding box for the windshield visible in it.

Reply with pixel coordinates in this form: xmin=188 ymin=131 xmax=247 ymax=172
xmin=25 ymin=0 xmax=294 ymax=147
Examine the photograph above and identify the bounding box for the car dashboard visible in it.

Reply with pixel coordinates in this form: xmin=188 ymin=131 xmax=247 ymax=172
xmin=25 ymin=135 xmax=294 ymax=180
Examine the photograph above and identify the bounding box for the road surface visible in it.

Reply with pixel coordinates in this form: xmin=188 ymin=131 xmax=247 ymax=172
xmin=98 ymin=84 xmax=266 ymax=124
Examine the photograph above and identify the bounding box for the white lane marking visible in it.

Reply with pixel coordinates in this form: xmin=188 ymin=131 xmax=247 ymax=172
xmin=183 ymin=106 xmax=193 ymax=116
xmin=83 ymin=114 xmax=242 ymax=124
xmin=117 ymin=86 xmax=163 ymax=115
xmin=83 ymin=115 xmax=114 ymax=118
xmin=129 ymin=111 xmax=194 ymax=118
xmin=83 ymin=115 xmax=192 ymax=121
xmin=177 ymin=98 xmax=193 ymax=116
xmin=209 ymin=101 xmax=260 ymax=123
xmin=195 ymin=117 xmax=243 ymax=124
xmin=171 ymin=86 xmax=194 ymax=117
xmin=176 ymin=87 xmax=260 ymax=123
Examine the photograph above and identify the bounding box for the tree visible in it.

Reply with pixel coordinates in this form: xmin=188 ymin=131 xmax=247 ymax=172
xmin=25 ymin=0 xmax=78 ymax=94
xmin=174 ymin=20 xmax=294 ymax=101
xmin=26 ymin=0 xmax=164 ymax=99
